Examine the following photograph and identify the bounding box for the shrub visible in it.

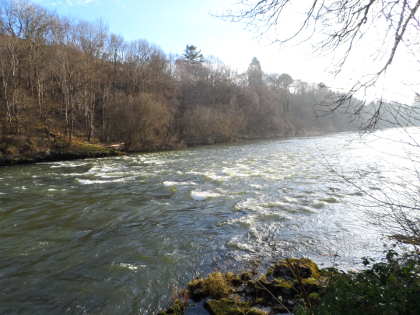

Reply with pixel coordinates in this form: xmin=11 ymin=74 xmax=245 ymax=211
xmin=306 ymin=250 xmax=420 ymax=315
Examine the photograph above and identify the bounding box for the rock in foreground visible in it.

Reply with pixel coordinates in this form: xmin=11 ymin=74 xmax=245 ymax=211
xmin=158 ymin=258 xmax=326 ymax=315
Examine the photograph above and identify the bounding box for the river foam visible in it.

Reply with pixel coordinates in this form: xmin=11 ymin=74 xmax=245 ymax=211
xmin=77 ymin=178 xmax=128 ymax=185
xmin=190 ymin=190 xmax=221 ymax=200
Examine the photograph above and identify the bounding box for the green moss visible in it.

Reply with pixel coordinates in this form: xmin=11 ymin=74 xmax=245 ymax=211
xmin=188 ymin=272 xmax=233 ymax=300
xmin=205 ymin=298 xmax=268 ymax=315
xmin=247 ymin=275 xmax=294 ymax=306
xmin=301 ymin=277 xmax=321 ymax=289
xmin=287 ymin=258 xmax=320 ymax=279
xmin=267 ymin=258 xmax=320 ymax=283
xmin=157 ymin=299 xmax=185 ymax=315
xmin=308 ymin=292 xmax=320 ymax=303
xmin=273 ymin=278 xmax=294 ymax=289
xmin=225 ymin=272 xmax=243 ymax=286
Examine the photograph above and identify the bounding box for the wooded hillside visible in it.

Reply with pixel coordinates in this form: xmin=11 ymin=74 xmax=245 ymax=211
xmin=0 ymin=0 xmax=363 ymax=160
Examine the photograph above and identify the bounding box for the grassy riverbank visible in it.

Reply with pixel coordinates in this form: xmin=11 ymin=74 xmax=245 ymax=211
xmin=0 ymin=135 xmax=122 ymax=166
xmin=0 ymin=128 xmax=329 ymax=167
xmin=159 ymin=251 xmax=420 ymax=315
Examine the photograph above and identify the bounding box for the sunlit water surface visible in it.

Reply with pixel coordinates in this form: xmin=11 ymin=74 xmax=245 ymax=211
xmin=1 ymin=128 xmax=419 ymax=314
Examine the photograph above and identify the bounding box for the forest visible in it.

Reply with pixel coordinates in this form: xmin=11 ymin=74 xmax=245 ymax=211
xmin=0 ymin=0 xmax=374 ymax=162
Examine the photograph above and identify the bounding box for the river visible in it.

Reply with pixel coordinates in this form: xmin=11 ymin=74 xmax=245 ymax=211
xmin=0 ymin=128 xmax=418 ymax=314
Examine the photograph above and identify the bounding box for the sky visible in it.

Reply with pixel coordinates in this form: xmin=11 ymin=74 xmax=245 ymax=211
xmin=31 ymin=0 xmax=420 ymax=104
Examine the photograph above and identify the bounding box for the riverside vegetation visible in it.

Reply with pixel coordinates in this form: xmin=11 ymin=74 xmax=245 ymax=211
xmin=0 ymin=0 xmax=393 ymax=166
xmin=159 ymin=251 xmax=420 ymax=315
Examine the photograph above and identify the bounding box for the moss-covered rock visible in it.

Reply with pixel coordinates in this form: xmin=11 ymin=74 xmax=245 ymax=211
xmin=301 ymin=277 xmax=321 ymax=291
xmin=205 ymin=298 xmax=267 ymax=315
xmin=188 ymin=272 xmax=233 ymax=300
xmin=160 ymin=254 xmax=420 ymax=315
xmin=225 ymin=272 xmax=242 ymax=287
xmin=161 ymin=258 xmax=325 ymax=315
xmin=273 ymin=278 xmax=294 ymax=289
xmin=267 ymin=258 xmax=320 ymax=280
xmin=157 ymin=299 xmax=186 ymax=315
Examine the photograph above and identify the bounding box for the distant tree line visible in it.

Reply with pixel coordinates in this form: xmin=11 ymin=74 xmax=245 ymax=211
xmin=0 ymin=0 xmax=370 ymax=151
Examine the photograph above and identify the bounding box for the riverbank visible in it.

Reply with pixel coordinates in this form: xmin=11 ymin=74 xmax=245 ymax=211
xmin=0 ymin=135 xmax=122 ymax=166
xmin=159 ymin=252 xmax=420 ymax=315
xmin=0 ymin=128 xmax=337 ymax=167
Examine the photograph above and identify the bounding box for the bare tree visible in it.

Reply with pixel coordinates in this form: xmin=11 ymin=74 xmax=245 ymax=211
xmin=225 ymin=1 xmax=420 ymax=118
xmin=0 ymin=0 xmax=385 ymax=168
xmin=225 ymin=0 xmax=420 ymax=245
xmin=227 ymin=1 xmax=419 ymax=76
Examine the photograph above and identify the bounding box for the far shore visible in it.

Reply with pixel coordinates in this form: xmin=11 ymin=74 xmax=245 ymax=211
xmin=0 ymin=129 xmax=344 ymax=167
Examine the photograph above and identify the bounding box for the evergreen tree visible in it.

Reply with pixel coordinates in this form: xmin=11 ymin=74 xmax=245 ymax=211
xmin=183 ymin=45 xmax=204 ymax=64
xmin=247 ymin=57 xmax=263 ymax=87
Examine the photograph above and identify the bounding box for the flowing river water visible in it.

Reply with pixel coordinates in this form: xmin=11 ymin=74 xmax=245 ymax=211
xmin=1 ymin=128 xmax=419 ymax=314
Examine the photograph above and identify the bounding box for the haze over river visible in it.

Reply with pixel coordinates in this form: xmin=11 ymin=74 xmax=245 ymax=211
xmin=1 ymin=128 xmax=418 ymax=314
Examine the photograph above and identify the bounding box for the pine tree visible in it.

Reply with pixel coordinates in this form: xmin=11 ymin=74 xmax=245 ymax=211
xmin=183 ymin=45 xmax=204 ymax=64
xmin=247 ymin=57 xmax=263 ymax=87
